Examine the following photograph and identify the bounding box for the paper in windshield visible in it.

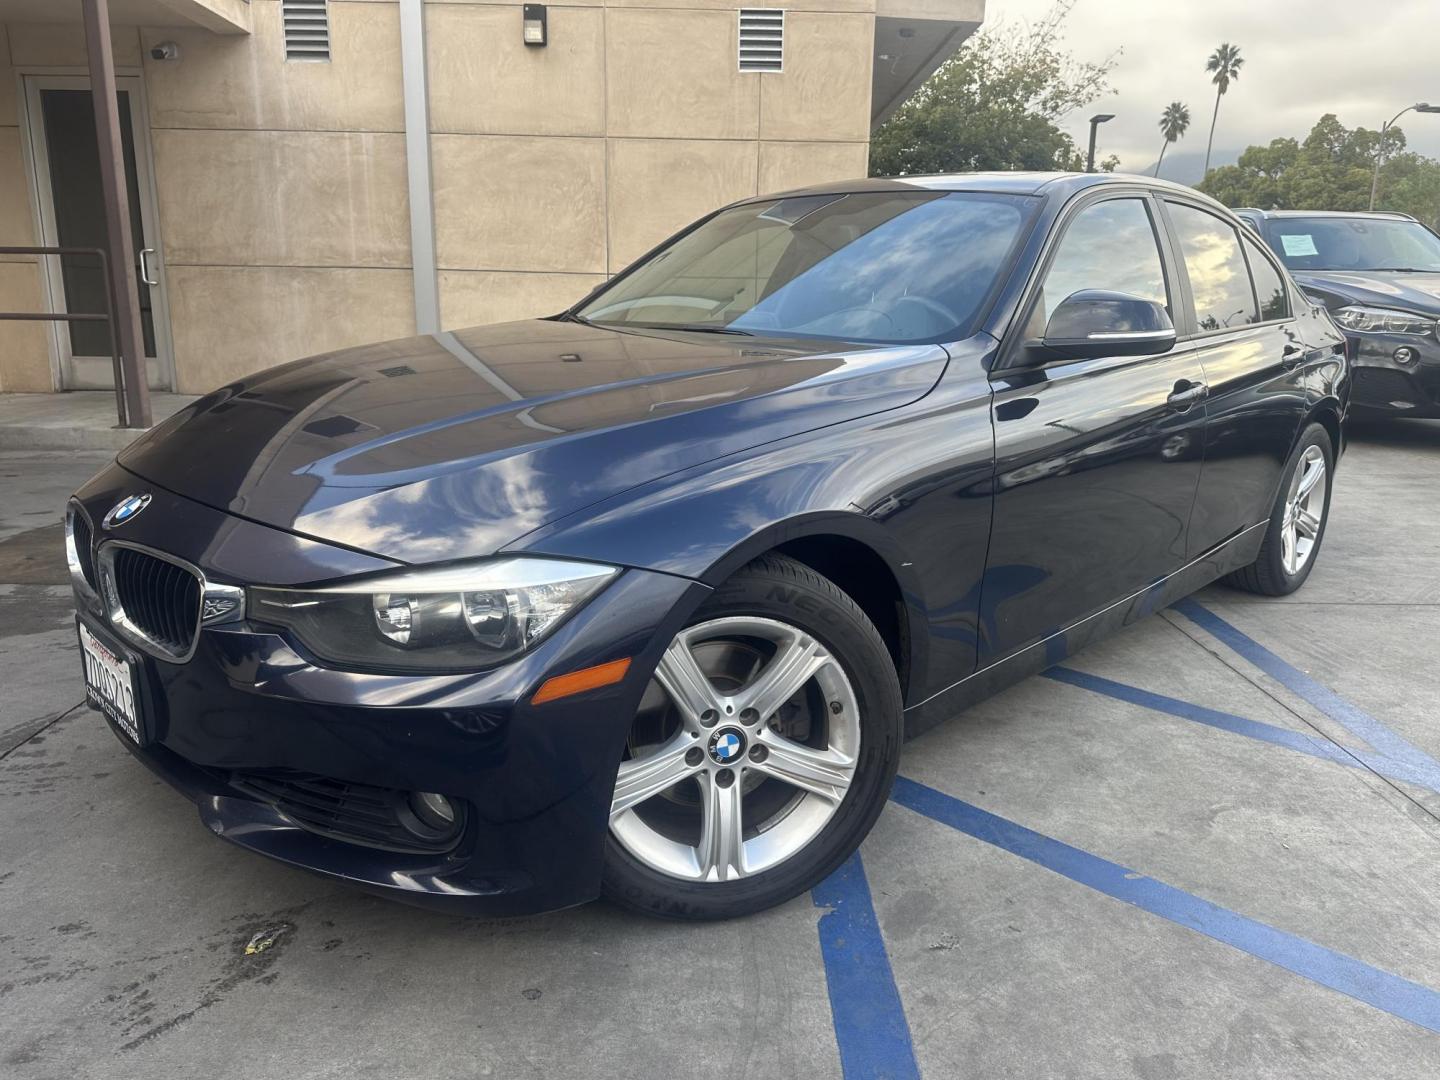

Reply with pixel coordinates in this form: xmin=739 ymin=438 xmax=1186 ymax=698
xmin=1281 ymin=234 xmax=1319 ymax=257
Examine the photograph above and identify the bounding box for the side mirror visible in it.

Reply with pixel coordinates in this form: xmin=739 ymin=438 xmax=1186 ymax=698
xmin=1031 ymin=290 xmax=1176 ymax=361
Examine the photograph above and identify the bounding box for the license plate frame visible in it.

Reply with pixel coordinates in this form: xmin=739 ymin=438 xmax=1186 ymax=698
xmin=77 ymin=615 xmax=148 ymax=746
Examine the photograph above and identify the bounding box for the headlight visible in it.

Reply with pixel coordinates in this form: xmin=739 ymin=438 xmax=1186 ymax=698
xmin=249 ymin=557 xmax=618 ymax=673
xmin=1331 ymin=305 xmax=1436 ymax=336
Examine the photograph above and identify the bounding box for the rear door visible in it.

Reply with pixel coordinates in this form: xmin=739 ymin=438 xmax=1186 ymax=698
xmin=981 ymin=191 xmax=1209 ymax=664
xmin=1158 ymin=200 xmax=1310 ymax=555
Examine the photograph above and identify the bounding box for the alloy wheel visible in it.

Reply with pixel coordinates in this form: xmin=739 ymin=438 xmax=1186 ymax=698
xmin=609 ymin=616 xmax=861 ymax=883
xmin=1281 ymin=444 xmax=1327 ymax=575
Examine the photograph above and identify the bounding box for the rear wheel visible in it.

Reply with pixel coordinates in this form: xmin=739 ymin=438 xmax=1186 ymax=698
xmin=602 ymin=555 xmax=902 ymax=920
xmin=1225 ymin=422 xmax=1333 ymax=596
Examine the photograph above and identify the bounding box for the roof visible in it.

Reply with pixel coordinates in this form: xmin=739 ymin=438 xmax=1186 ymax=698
xmin=1236 ymin=208 xmax=1418 ymax=222
xmin=752 ymin=170 xmax=1226 ymax=204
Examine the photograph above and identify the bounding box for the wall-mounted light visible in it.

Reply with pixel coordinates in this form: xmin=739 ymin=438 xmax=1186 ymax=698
xmin=523 ymin=4 xmax=547 ymax=47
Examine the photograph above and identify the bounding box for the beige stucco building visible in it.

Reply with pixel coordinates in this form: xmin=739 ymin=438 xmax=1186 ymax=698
xmin=0 ymin=0 xmax=982 ymax=397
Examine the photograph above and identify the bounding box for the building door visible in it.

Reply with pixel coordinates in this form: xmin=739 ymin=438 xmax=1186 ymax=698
xmin=23 ymin=75 xmax=174 ymax=391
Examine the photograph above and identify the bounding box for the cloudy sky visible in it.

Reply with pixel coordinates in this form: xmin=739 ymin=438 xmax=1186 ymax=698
xmin=990 ymin=0 xmax=1440 ymax=183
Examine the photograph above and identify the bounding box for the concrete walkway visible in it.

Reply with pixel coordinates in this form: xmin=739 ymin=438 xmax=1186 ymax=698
xmin=0 ymin=392 xmax=197 ymax=452
xmin=1 ymin=421 xmax=1439 ymax=1078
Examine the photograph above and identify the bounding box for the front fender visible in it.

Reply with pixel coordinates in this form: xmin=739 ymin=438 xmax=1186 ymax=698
xmin=506 ymin=371 xmax=997 ymax=704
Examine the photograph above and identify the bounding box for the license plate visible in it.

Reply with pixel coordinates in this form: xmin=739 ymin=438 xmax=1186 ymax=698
xmin=78 ymin=618 xmax=145 ymax=745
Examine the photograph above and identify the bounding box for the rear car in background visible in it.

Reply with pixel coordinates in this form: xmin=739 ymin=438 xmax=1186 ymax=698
xmin=1238 ymin=209 xmax=1440 ymax=419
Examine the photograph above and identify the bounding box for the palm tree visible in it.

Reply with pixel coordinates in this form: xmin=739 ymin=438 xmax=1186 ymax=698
xmin=1155 ymin=102 xmax=1191 ymax=177
xmin=1202 ymin=43 xmax=1244 ymax=179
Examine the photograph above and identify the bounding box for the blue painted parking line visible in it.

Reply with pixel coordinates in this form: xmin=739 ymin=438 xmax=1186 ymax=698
xmin=1173 ymin=598 xmax=1440 ymax=789
xmin=807 ymin=604 xmax=1440 ymax=1070
xmin=890 ymin=776 xmax=1440 ymax=1035
xmin=812 ymin=851 xmax=921 ymax=1080
xmin=1044 ymin=666 xmax=1354 ymax=764
xmin=1043 ymin=667 xmax=1440 ymax=796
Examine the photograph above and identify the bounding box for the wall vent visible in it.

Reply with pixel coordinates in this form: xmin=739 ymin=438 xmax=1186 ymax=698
xmin=738 ymin=9 xmax=784 ymax=73
xmin=282 ymin=0 xmax=331 ymax=62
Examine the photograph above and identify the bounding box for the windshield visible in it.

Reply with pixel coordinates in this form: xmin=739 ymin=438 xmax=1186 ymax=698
xmin=1262 ymin=216 xmax=1440 ymax=273
xmin=575 ymin=191 xmax=1035 ymax=344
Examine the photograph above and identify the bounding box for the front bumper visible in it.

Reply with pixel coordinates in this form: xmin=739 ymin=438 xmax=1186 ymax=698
xmin=1347 ymin=333 xmax=1440 ymax=418
xmin=73 ymin=465 xmax=707 ymax=916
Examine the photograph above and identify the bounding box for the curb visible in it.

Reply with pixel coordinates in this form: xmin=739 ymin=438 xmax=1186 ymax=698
xmin=0 ymin=424 xmax=144 ymax=452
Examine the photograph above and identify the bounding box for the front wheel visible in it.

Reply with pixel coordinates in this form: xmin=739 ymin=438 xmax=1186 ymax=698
xmin=602 ymin=555 xmax=903 ymax=920
xmin=1225 ymin=422 xmax=1334 ymax=596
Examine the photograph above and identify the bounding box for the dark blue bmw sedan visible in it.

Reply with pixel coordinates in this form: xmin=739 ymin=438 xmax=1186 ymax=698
xmin=69 ymin=173 xmax=1348 ymax=920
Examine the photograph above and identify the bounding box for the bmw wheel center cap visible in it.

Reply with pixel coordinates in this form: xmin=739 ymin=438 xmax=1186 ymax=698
xmin=102 ymin=493 xmax=152 ymax=529
xmin=708 ymin=727 xmax=747 ymax=765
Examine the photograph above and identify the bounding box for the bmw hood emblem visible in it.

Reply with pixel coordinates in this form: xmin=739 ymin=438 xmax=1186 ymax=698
xmin=708 ymin=727 xmax=746 ymax=765
xmin=102 ymin=493 xmax=152 ymax=529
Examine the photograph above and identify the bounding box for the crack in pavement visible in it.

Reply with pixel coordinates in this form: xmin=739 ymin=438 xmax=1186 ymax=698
xmin=1161 ymin=610 xmax=1440 ymax=836
xmin=0 ymin=702 xmax=86 ymax=763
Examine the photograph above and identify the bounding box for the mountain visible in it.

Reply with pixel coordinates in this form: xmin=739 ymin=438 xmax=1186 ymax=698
xmin=1136 ymin=148 xmax=1241 ymax=187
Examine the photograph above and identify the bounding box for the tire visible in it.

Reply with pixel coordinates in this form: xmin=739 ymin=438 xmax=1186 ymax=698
xmin=1224 ymin=422 xmax=1334 ymax=596
xmin=601 ymin=554 xmax=903 ymax=920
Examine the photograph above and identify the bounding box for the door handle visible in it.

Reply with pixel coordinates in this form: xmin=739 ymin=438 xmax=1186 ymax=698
xmin=1282 ymin=344 xmax=1303 ymax=369
xmin=995 ymin=397 xmax=1040 ymax=422
xmin=1167 ymin=380 xmax=1208 ymax=409
xmin=139 ymin=247 xmax=158 ymax=287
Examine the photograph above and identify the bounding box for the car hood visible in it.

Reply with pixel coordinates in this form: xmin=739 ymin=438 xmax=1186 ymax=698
xmin=1292 ymin=269 xmax=1440 ymax=316
xmin=119 ymin=320 xmax=949 ymax=566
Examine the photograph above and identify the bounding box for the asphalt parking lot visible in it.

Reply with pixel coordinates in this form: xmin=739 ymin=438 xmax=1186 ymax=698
xmin=3 ymin=421 xmax=1439 ymax=1079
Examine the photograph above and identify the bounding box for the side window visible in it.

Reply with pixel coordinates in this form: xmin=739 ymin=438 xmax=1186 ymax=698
xmin=1243 ymin=236 xmax=1290 ymax=321
xmin=1031 ymin=198 xmax=1170 ymax=334
xmin=1167 ymin=203 xmax=1259 ymax=331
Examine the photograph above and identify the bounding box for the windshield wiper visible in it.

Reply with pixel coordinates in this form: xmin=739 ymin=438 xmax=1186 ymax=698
xmin=624 ymin=322 xmax=754 ymax=336
xmin=1357 ymin=267 xmax=1440 ymax=273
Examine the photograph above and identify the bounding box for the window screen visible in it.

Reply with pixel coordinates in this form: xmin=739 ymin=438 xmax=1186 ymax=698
xmin=738 ymin=9 xmax=784 ymax=72
xmin=283 ymin=0 xmax=331 ymax=61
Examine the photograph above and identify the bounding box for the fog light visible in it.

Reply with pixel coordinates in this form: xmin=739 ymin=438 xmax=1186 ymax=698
xmin=1394 ymin=346 xmax=1418 ymax=365
xmin=408 ymin=791 xmax=457 ymax=830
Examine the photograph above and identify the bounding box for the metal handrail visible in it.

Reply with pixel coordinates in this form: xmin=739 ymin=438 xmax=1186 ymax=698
xmin=0 ymin=244 xmax=133 ymax=426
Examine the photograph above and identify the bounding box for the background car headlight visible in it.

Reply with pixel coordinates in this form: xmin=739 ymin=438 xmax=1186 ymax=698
xmin=249 ymin=558 xmax=618 ymax=672
xmin=1331 ymin=305 xmax=1436 ymax=336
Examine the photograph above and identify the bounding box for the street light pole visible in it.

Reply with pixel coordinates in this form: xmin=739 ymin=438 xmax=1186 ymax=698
xmin=1086 ymin=113 xmax=1115 ymax=173
xmin=1369 ymin=102 xmax=1440 ymax=211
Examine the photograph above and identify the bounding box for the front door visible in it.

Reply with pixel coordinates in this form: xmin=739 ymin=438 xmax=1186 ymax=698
xmin=23 ymin=75 xmax=174 ymax=391
xmin=981 ymin=193 xmax=1209 ymax=663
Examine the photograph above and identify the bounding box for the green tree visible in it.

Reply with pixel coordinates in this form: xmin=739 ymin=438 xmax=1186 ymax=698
xmin=1202 ymin=43 xmax=1244 ymax=180
xmin=1385 ymin=152 xmax=1440 ymax=227
xmin=1155 ymin=102 xmax=1191 ymax=177
xmin=1200 ymin=136 xmax=1298 ymax=209
xmin=1198 ymin=114 xmax=1440 ymax=225
xmin=869 ymin=1 xmax=1117 ymax=177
